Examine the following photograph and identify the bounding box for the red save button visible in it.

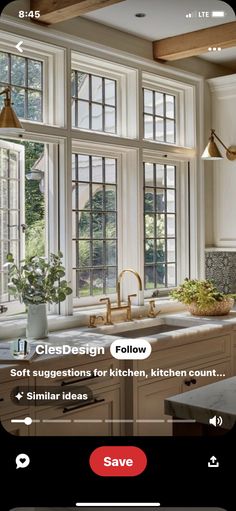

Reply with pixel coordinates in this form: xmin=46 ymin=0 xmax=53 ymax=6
xmin=89 ymin=446 xmax=147 ymax=477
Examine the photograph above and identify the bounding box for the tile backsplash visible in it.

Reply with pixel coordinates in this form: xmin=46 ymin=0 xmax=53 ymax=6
xmin=205 ymin=250 xmax=236 ymax=293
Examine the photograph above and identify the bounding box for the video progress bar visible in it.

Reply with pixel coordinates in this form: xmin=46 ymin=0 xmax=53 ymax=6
xmin=11 ymin=417 xmax=197 ymax=425
xmin=75 ymin=504 xmax=161 ymax=507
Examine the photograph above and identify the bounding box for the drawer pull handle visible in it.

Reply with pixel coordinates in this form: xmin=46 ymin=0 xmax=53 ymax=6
xmin=0 ymin=397 xmax=4 ymax=402
xmin=191 ymin=378 xmax=197 ymax=385
xmin=184 ymin=380 xmax=191 ymax=386
xmin=61 ymin=373 xmax=99 ymax=386
xmin=62 ymin=398 xmax=105 ymax=413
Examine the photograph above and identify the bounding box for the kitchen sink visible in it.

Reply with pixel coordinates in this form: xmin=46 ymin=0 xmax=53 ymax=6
xmin=108 ymin=323 xmax=187 ymax=338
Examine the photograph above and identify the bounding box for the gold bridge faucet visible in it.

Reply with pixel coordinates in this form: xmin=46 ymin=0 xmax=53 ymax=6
xmin=117 ymin=268 xmax=143 ymax=307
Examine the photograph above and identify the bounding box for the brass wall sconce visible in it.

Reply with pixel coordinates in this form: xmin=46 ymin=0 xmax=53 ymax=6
xmin=202 ymin=129 xmax=236 ymax=161
xmin=0 ymin=86 xmax=24 ymax=134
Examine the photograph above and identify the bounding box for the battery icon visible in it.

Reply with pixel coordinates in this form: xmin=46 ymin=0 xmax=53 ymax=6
xmin=211 ymin=11 xmax=225 ymax=17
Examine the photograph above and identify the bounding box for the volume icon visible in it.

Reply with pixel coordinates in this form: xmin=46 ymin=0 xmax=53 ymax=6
xmin=209 ymin=415 xmax=223 ymax=427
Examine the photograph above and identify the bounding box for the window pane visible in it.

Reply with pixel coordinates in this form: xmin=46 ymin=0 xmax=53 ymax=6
xmin=11 ymin=55 xmax=25 ymax=86
xmin=0 ymin=179 xmax=8 ymax=209
xmin=71 ymin=71 xmax=76 ymax=97
xmin=166 ymin=119 xmax=175 ymax=143
xmin=105 ymin=106 xmax=116 ymax=133
xmin=167 ymin=239 xmax=175 ymax=262
xmin=144 ymin=189 xmax=154 ymax=212
xmin=144 ymin=163 xmax=154 ymax=186
xmin=105 ymin=185 xmax=116 ymax=210
xmin=92 ymin=185 xmax=103 ymax=210
xmin=78 ymin=154 xmax=90 ymax=182
xmin=92 ymin=212 xmax=103 ymax=239
xmin=106 ymin=240 xmax=116 ymax=265
xmin=166 ymin=94 xmax=175 ymax=118
xmin=156 ymin=239 xmax=165 ymax=263
xmin=156 ymin=214 xmax=165 ymax=237
xmin=156 ymin=264 xmax=165 ymax=287
xmin=144 ymin=89 xmax=153 ymax=114
xmin=92 ymin=156 xmax=103 ymax=182
xmin=167 ymin=189 xmax=175 ymax=212
xmin=145 ymin=266 xmax=154 ymax=289
xmin=12 ymin=87 xmax=25 ymax=118
xmin=28 ymin=60 xmax=42 ymax=89
xmin=105 ymin=159 xmax=116 ymax=183
xmin=145 ymin=239 xmax=154 ymax=263
xmin=106 ymin=267 xmax=116 ymax=293
xmin=78 ymin=100 xmax=89 ymax=129
xmin=155 ymin=117 xmax=164 ymax=141
xmin=145 ymin=214 xmax=154 ymax=237
xmin=167 ymin=263 xmax=176 ymax=286
xmin=155 ymin=92 xmax=164 ymax=116
xmin=92 ymin=75 xmax=103 ymax=103
xmin=92 ymin=268 xmax=104 ymax=295
xmin=9 ymin=151 xmax=18 ymax=179
xmin=72 ymin=183 xmax=90 ymax=210
xmin=0 ymin=149 xmax=8 ymax=179
xmin=156 ymin=189 xmax=165 ymax=212
xmin=9 ymin=180 xmax=18 ymax=209
xmin=105 ymin=79 xmax=115 ymax=106
xmin=92 ymin=240 xmax=104 ymax=266
xmin=167 ymin=214 xmax=175 ymax=236
xmin=91 ymin=103 xmax=103 ymax=131
xmin=156 ymin=165 xmax=165 ymax=187
xmin=0 ymin=52 xmax=9 ymax=83
xmin=28 ymin=91 xmax=42 ymax=121
xmin=78 ymin=270 xmax=90 ymax=297
xmin=144 ymin=114 xmax=153 ymax=139
xmin=166 ymin=165 xmax=175 ymax=187
xmin=78 ymin=240 xmax=90 ymax=267
xmin=77 ymin=73 xmax=89 ymax=100
xmin=78 ymin=211 xmax=90 ymax=239
xmin=105 ymin=212 xmax=116 ymax=238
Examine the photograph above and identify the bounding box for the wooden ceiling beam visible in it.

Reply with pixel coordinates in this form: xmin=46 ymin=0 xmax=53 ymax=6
xmin=153 ymin=21 xmax=236 ymax=61
xmin=30 ymin=0 xmax=125 ymax=24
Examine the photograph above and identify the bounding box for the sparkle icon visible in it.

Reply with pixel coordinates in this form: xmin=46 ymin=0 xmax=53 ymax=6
xmin=15 ymin=392 xmax=24 ymax=401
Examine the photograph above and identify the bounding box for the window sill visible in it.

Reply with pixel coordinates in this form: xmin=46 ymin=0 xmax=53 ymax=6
xmin=0 ymin=299 xmax=184 ymax=340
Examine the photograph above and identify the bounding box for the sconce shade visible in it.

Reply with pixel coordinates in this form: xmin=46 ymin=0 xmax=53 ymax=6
xmin=202 ymin=134 xmax=223 ymax=160
xmin=0 ymin=87 xmax=24 ymax=134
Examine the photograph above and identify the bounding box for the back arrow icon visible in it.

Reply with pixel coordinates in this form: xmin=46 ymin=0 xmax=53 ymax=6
xmin=16 ymin=41 xmax=24 ymax=53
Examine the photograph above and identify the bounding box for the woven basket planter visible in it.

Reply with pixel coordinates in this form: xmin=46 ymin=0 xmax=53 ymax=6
xmin=187 ymin=297 xmax=234 ymax=316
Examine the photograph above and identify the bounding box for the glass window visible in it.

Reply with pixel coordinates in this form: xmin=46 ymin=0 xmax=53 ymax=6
xmin=143 ymin=89 xmax=176 ymax=143
xmin=72 ymin=154 xmax=117 ymax=298
xmin=71 ymin=71 xmax=117 ymax=134
xmin=0 ymin=52 xmax=43 ymax=121
xmin=144 ymin=162 xmax=176 ymax=290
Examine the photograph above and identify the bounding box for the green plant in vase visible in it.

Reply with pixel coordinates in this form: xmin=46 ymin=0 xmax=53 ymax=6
xmin=4 ymin=251 xmax=72 ymax=338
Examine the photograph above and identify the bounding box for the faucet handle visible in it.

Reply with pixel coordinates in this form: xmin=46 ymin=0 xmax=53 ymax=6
xmin=128 ymin=293 xmax=137 ymax=304
xmin=148 ymin=299 xmax=161 ymax=317
xmin=100 ymin=297 xmax=111 ymax=304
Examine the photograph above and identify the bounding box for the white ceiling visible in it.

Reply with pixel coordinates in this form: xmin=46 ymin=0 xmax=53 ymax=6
xmin=83 ymin=0 xmax=236 ymax=69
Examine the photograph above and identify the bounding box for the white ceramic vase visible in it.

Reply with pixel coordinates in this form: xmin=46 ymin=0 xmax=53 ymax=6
xmin=26 ymin=303 xmax=48 ymax=339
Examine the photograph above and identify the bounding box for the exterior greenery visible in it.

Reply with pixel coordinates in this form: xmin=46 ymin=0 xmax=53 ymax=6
xmin=5 ymin=252 xmax=72 ymax=305
xmin=170 ymin=278 xmax=233 ymax=310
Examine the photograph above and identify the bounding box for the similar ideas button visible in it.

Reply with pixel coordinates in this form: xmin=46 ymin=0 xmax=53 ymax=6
xmin=89 ymin=446 xmax=147 ymax=476
xmin=110 ymin=339 xmax=152 ymax=359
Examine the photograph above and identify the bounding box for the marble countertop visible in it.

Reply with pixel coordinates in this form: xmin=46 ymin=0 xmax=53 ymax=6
xmin=1 ymin=310 xmax=236 ymax=370
xmin=164 ymin=376 xmax=236 ymax=430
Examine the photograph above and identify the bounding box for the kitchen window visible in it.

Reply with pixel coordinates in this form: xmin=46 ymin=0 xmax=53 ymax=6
xmin=71 ymin=71 xmax=117 ymax=133
xmin=0 ymin=51 xmax=43 ymax=122
xmin=144 ymin=161 xmax=177 ymax=290
xmin=72 ymin=153 xmax=118 ymax=298
xmin=143 ymin=88 xmax=176 ymax=143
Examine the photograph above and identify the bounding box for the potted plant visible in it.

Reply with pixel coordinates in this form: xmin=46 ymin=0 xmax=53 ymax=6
xmin=4 ymin=252 xmax=73 ymax=339
xmin=170 ymin=278 xmax=235 ymax=316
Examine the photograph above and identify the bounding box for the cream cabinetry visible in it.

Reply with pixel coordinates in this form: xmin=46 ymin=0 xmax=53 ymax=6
xmin=133 ymin=333 xmax=233 ymax=436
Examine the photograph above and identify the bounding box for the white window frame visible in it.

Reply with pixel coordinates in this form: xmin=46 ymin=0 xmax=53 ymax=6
xmin=71 ymin=51 xmax=138 ymax=139
xmin=0 ymin=30 xmax=65 ymax=127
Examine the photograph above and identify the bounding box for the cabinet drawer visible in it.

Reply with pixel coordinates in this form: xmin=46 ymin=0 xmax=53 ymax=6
xmin=35 ymin=357 xmax=121 ymax=388
xmin=35 ymin=387 xmax=121 ymax=436
xmin=181 ymin=360 xmax=231 ymax=392
xmin=137 ymin=334 xmax=231 ymax=380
